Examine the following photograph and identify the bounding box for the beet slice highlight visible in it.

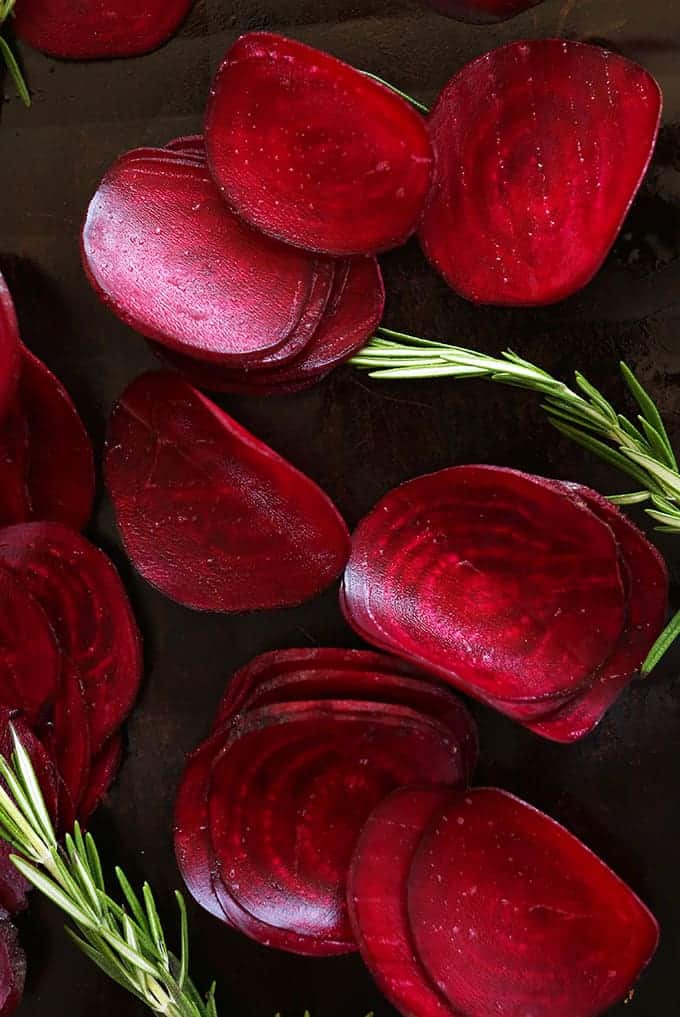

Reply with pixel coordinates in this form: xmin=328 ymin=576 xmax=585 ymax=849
xmin=208 ymin=699 xmax=468 ymax=952
xmin=0 ymin=279 xmax=20 ymax=426
xmin=409 ymin=788 xmax=659 ymax=1017
xmin=423 ymin=0 xmax=543 ymax=21
xmin=82 ymin=149 xmax=320 ymax=364
xmin=13 ymin=0 xmax=194 ymax=60
xmin=205 ymin=33 xmax=434 ymax=256
xmin=349 ymin=788 xmax=454 ymax=1017
xmin=105 ymin=372 xmax=350 ymax=612
xmin=419 ymin=40 xmax=662 ymax=306
xmin=78 ymin=735 xmax=124 ymax=822
xmin=0 ymin=523 xmax=142 ymax=754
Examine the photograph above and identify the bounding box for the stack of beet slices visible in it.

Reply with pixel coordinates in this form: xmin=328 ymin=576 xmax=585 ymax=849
xmin=174 ymin=648 xmax=477 ymax=954
xmin=342 ymin=465 xmax=668 ymax=741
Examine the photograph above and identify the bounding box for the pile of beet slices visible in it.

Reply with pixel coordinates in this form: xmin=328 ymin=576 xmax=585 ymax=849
xmin=175 ymin=647 xmax=659 ymax=1017
xmin=0 ymin=275 xmax=142 ymax=1014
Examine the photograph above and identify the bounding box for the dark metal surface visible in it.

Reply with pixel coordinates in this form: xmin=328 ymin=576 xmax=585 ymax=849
xmin=1 ymin=1 xmax=680 ymax=1014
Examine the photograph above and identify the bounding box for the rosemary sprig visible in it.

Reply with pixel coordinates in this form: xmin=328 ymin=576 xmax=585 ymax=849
xmin=352 ymin=327 xmax=680 ymax=673
xmin=0 ymin=0 xmax=30 ymax=107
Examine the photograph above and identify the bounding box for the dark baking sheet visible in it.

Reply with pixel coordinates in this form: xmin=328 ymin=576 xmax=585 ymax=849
xmin=2 ymin=1 xmax=680 ymax=1014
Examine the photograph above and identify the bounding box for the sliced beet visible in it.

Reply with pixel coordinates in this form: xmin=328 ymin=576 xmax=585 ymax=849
xmin=0 ymin=523 xmax=142 ymax=754
xmin=348 ymin=788 xmax=453 ymax=1017
xmin=78 ymin=735 xmax=123 ymax=823
xmin=423 ymin=0 xmax=543 ymax=21
xmin=0 ymin=279 xmax=20 ymax=426
xmin=105 ymin=372 xmax=350 ymax=612
xmin=208 ymin=699 xmax=467 ymax=951
xmin=419 ymin=41 xmax=662 ymax=306
xmin=82 ymin=149 xmax=320 ymax=364
xmin=165 ymin=135 xmax=206 ymax=157
xmin=409 ymin=788 xmax=659 ymax=1017
xmin=13 ymin=0 xmax=194 ymax=59
xmin=343 ymin=466 xmax=626 ymax=711
xmin=41 ymin=662 xmax=91 ymax=810
xmin=0 ymin=921 xmax=25 ymax=1016
xmin=0 ymin=566 xmax=59 ymax=727
xmin=205 ymin=33 xmax=434 ymax=256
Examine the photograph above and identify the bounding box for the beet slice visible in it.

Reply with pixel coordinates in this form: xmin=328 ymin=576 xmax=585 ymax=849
xmin=82 ymin=149 xmax=320 ymax=364
xmin=409 ymin=788 xmax=659 ymax=1017
xmin=205 ymin=33 xmax=434 ymax=256
xmin=0 ymin=566 xmax=59 ymax=727
xmin=419 ymin=41 xmax=662 ymax=306
xmin=343 ymin=466 xmax=626 ymax=711
xmin=165 ymin=135 xmax=206 ymax=157
xmin=13 ymin=0 xmax=194 ymax=59
xmin=41 ymin=662 xmax=91 ymax=810
xmin=208 ymin=699 xmax=467 ymax=952
xmin=78 ymin=735 xmax=123 ymax=822
xmin=423 ymin=0 xmax=543 ymax=21
xmin=0 ymin=921 xmax=25 ymax=1016
xmin=0 ymin=523 xmax=142 ymax=754
xmin=349 ymin=788 xmax=454 ymax=1017
xmin=105 ymin=372 xmax=350 ymax=612
xmin=0 ymin=279 xmax=20 ymax=426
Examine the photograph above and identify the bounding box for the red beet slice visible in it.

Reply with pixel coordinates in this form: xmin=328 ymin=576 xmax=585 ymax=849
xmin=343 ymin=466 xmax=626 ymax=710
xmin=165 ymin=135 xmax=206 ymax=157
xmin=349 ymin=788 xmax=454 ymax=1017
xmin=208 ymin=699 xmax=467 ymax=952
xmin=0 ymin=523 xmax=142 ymax=754
xmin=423 ymin=0 xmax=543 ymax=21
xmin=105 ymin=372 xmax=350 ymax=611
xmin=82 ymin=149 xmax=319 ymax=364
xmin=0 ymin=279 xmax=20 ymax=426
xmin=419 ymin=41 xmax=662 ymax=306
xmin=409 ymin=788 xmax=659 ymax=1017
xmin=205 ymin=33 xmax=434 ymax=256
xmin=13 ymin=0 xmax=194 ymax=59
xmin=78 ymin=735 xmax=123 ymax=822
xmin=0 ymin=567 xmax=59 ymax=727
xmin=41 ymin=662 xmax=91 ymax=810
xmin=0 ymin=921 xmax=25 ymax=1016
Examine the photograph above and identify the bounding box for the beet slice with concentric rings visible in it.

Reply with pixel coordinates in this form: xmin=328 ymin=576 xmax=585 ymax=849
xmin=342 ymin=466 xmax=626 ymax=710
xmin=205 ymin=33 xmax=434 ymax=256
xmin=419 ymin=41 xmax=662 ymax=306
xmin=349 ymin=787 xmax=454 ymax=1017
xmin=208 ymin=699 xmax=467 ymax=952
xmin=78 ymin=735 xmax=124 ymax=823
xmin=82 ymin=149 xmax=319 ymax=364
xmin=409 ymin=788 xmax=659 ymax=1017
xmin=105 ymin=372 xmax=350 ymax=612
xmin=0 ymin=566 xmax=59 ymax=727
xmin=13 ymin=0 xmax=194 ymax=59
xmin=0 ymin=523 xmax=142 ymax=754
xmin=423 ymin=0 xmax=543 ymax=21
xmin=0 ymin=919 xmax=26 ymax=1016
xmin=0 ymin=278 xmax=20 ymax=426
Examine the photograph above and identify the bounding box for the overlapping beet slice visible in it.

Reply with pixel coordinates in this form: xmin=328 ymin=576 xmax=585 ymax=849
xmin=13 ymin=0 xmax=194 ymax=59
xmin=0 ymin=278 xmax=20 ymax=426
xmin=0 ymin=566 xmax=59 ymax=727
xmin=0 ymin=922 xmax=25 ymax=1017
xmin=205 ymin=33 xmax=434 ymax=256
xmin=419 ymin=41 xmax=662 ymax=305
xmin=408 ymin=789 xmax=659 ymax=1016
xmin=105 ymin=372 xmax=350 ymax=612
xmin=82 ymin=149 xmax=320 ymax=364
xmin=424 ymin=0 xmax=543 ymax=21
xmin=0 ymin=523 xmax=142 ymax=756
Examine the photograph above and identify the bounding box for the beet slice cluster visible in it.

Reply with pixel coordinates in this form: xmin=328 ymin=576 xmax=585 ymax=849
xmin=342 ymin=465 xmax=668 ymax=740
xmin=174 ymin=648 xmax=477 ymax=954
xmin=349 ymin=787 xmax=659 ymax=1017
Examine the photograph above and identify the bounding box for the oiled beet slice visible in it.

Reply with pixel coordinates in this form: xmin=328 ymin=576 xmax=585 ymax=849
xmin=343 ymin=466 xmax=625 ymax=709
xmin=349 ymin=788 xmax=453 ymax=1017
xmin=424 ymin=0 xmax=542 ymax=21
xmin=78 ymin=735 xmax=123 ymax=823
xmin=205 ymin=33 xmax=434 ymax=256
xmin=0 ymin=921 xmax=25 ymax=1016
xmin=0 ymin=279 xmax=20 ymax=426
xmin=82 ymin=149 xmax=319 ymax=364
xmin=208 ymin=699 xmax=467 ymax=952
xmin=420 ymin=41 xmax=662 ymax=306
xmin=105 ymin=372 xmax=350 ymax=611
xmin=527 ymin=484 xmax=668 ymax=741
xmin=409 ymin=789 xmax=659 ymax=1017
xmin=165 ymin=135 xmax=206 ymax=157
xmin=13 ymin=0 xmax=194 ymax=59
xmin=0 ymin=523 xmax=142 ymax=754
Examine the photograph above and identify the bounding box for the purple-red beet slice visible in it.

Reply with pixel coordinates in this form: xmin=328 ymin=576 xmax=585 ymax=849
xmin=423 ymin=0 xmax=543 ymax=21
xmin=408 ymin=788 xmax=659 ymax=1017
xmin=0 ymin=566 xmax=59 ymax=727
xmin=342 ymin=466 xmax=626 ymax=709
xmin=78 ymin=735 xmax=123 ymax=822
xmin=208 ymin=699 xmax=467 ymax=952
xmin=205 ymin=33 xmax=434 ymax=256
xmin=0 ymin=279 xmax=20 ymax=426
xmin=13 ymin=0 xmax=194 ymax=59
xmin=419 ymin=41 xmax=662 ymax=306
xmin=348 ymin=788 xmax=454 ymax=1017
xmin=82 ymin=149 xmax=319 ymax=364
xmin=0 ymin=523 xmax=142 ymax=754
xmin=0 ymin=921 xmax=25 ymax=1016
xmin=41 ymin=662 xmax=91 ymax=810
xmin=105 ymin=372 xmax=350 ymax=611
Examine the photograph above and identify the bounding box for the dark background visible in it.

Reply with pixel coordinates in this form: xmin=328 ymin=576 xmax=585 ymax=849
xmin=2 ymin=0 xmax=680 ymax=1014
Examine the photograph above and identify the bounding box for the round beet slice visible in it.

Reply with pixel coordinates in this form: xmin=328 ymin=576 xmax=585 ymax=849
xmin=343 ymin=465 xmax=626 ymax=708
xmin=205 ymin=33 xmax=434 ymax=256
xmin=13 ymin=0 xmax=194 ymax=60
xmin=82 ymin=149 xmax=319 ymax=364
xmin=419 ymin=41 xmax=662 ymax=306
xmin=208 ymin=699 xmax=467 ymax=951
xmin=78 ymin=734 xmax=123 ymax=823
xmin=423 ymin=0 xmax=543 ymax=21
xmin=105 ymin=372 xmax=350 ymax=612
xmin=0 ymin=920 xmax=25 ymax=1016
xmin=408 ymin=788 xmax=659 ymax=1017
xmin=0 ymin=523 xmax=142 ymax=754
xmin=348 ymin=788 xmax=454 ymax=1017
xmin=0 ymin=278 xmax=20 ymax=426
xmin=0 ymin=566 xmax=59 ymax=727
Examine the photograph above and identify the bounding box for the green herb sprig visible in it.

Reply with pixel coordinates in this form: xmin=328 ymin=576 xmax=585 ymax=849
xmin=0 ymin=0 xmax=30 ymax=107
xmin=352 ymin=327 xmax=680 ymax=673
